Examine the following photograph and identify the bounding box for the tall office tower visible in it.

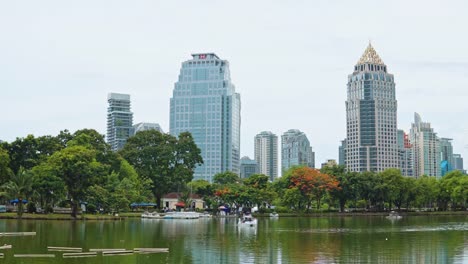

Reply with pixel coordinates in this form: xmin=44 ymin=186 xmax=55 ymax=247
xmin=346 ymin=43 xmax=398 ymax=172
xmin=107 ymin=93 xmax=133 ymax=151
xmin=240 ymin=156 xmax=259 ymax=179
xmin=281 ymin=129 xmax=315 ymax=173
xmin=133 ymin=122 xmax=163 ymax=135
xmin=410 ymin=113 xmax=441 ymax=178
xmin=254 ymin=131 xmax=278 ymax=181
xmin=439 ymin=138 xmax=454 ymax=176
xmin=453 ymin=154 xmax=465 ymax=173
xmin=338 ymin=139 xmax=347 ymax=166
xmin=170 ymin=53 xmax=241 ymax=182
xmin=397 ymin=130 xmax=413 ymax=177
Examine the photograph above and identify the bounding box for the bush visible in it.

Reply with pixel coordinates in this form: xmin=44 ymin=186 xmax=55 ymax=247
xmin=27 ymin=203 xmax=37 ymax=213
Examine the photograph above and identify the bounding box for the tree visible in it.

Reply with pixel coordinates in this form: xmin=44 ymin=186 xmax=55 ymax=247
xmin=31 ymin=164 xmax=66 ymax=209
xmin=120 ymin=130 xmax=203 ymax=208
xmin=0 ymin=147 xmax=13 ymax=185
xmin=47 ymin=146 xmax=107 ymax=217
xmin=2 ymin=167 xmax=33 ymax=218
xmin=379 ymin=169 xmax=404 ymax=210
xmin=287 ymin=167 xmax=340 ymax=211
xmin=213 ymin=171 xmax=240 ymax=185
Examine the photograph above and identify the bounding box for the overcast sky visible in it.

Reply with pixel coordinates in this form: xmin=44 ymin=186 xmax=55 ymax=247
xmin=1 ymin=0 xmax=467 ymax=168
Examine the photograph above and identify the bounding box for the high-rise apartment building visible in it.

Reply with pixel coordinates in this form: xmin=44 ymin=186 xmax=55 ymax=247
xmin=410 ymin=113 xmax=440 ymax=178
xmin=170 ymin=53 xmax=241 ymax=182
xmin=397 ymin=130 xmax=413 ymax=177
xmin=345 ymin=43 xmax=398 ymax=172
xmin=133 ymin=122 xmax=163 ymax=135
xmin=107 ymin=93 xmax=133 ymax=151
xmin=240 ymin=156 xmax=259 ymax=179
xmin=254 ymin=131 xmax=278 ymax=181
xmin=281 ymin=129 xmax=315 ymax=173
xmin=439 ymin=138 xmax=454 ymax=176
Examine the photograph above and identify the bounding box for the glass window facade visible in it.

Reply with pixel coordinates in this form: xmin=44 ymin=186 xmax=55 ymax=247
xmin=170 ymin=53 xmax=241 ymax=182
xmin=346 ymin=44 xmax=398 ymax=172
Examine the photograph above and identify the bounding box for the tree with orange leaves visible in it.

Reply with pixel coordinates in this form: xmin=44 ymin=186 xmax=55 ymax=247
xmin=289 ymin=167 xmax=340 ymax=211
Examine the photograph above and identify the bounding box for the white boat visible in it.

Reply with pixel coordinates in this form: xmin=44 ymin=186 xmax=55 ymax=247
xmin=141 ymin=211 xmax=162 ymax=219
xmin=163 ymin=211 xmax=200 ymax=219
xmin=239 ymin=214 xmax=257 ymax=227
xmin=386 ymin=211 xmax=402 ymax=220
xmin=270 ymin=212 xmax=279 ymax=218
xmin=198 ymin=212 xmax=212 ymax=218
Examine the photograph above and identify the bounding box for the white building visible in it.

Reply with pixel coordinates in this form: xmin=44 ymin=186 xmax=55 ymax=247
xmin=254 ymin=131 xmax=278 ymax=181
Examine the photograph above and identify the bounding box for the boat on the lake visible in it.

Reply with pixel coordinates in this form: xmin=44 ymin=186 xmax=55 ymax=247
xmin=141 ymin=211 xmax=162 ymax=219
xmin=239 ymin=213 xmax=257 ymax=227
xmin=270 ymin=212 xmax=279 ymax=218
xmin=163 ymin=211 xmax=200 ymax=219
xmin=386 ymin=211 xmax=402 ymax=220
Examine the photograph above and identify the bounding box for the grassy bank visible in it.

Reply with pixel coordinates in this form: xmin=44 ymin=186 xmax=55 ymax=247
xmin=0 ymin=213 xmax=123 ymax=220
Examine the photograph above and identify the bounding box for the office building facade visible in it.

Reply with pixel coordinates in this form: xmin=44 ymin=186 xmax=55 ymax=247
xmin=240 ymin=156 xmax=259 ymax=179
xmin=410 ymin=113 xmax=440 ymax=178
xmin=281 ymin=129 xmax=315 ymax=173
xmin=453 ymin=154 xmax=465 ymax=174
xmin=439 ymin=138 xmax=454 ymax=176
xmin=345 ymin=43 xmax=398 ymax=172
xmin=254 ymin=131 xmax=278 ymax=181
xmin=397 ymin=130 xmax=413 ymax=177
xmin=170 ymin=53 xmax=241 ymax=182
xmin=107 ymin=93 xmax=133 ymax=151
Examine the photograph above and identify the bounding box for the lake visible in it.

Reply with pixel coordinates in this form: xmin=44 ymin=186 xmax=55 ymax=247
xmin=0 ymin=215 xmax=467 ymax=263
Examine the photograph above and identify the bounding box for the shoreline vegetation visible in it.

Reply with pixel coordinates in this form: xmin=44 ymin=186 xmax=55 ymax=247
xmin=0 ymin=211 xmax=466 ymax=220
xmin=1 ymin=130 xmax=467 ymax=220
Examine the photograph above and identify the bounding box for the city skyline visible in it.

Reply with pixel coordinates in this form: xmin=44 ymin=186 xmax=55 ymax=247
xmin=1 ymin=1 xmax=467 ymax=166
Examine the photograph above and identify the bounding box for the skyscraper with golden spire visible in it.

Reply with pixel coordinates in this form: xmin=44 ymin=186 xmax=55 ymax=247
xmin=345 ymin=43 xmax=398 ymax=172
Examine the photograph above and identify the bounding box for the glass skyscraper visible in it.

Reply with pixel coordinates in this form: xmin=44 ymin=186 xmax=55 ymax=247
xmin=281 ymin=129 xmax=315 ymax=174
xmin=107 ymin=93 xmax=133 ymax=151
xmin=439 ymin=138 xmax=454 ymax=176
xmin=345 ymin=44 xmax=398 ymax=172
xmin=170 ymin=53 xmax=241 ymax=182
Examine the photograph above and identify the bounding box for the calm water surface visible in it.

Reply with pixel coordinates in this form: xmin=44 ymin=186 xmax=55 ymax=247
xmin=0 ymin=215 xmax=467 ymax=263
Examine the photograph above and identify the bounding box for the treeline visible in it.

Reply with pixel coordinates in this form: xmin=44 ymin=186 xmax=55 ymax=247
xmin=191 ymin=166 xmax=468 ymax=213
xmin=1 ymin=129 xmax=467 ymax=217
xmin=0 ymin=129 xmax=202 ymax=218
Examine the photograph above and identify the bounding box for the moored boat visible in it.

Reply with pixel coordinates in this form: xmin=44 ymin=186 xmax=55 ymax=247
xmin=141 ymin=211 xmax=162 ymax=219
xmin=163 ymin=212 xmax=200 ymax=219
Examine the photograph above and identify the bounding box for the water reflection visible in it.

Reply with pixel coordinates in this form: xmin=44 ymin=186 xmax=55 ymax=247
xmin=0 ymin=216 xmax=466 ymax=263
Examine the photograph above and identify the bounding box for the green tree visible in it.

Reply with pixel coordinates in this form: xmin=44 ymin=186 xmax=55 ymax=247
xmin=31 ymin=164 xmax=66 ymax=209
xmin=1 ymin=168 xmax=33 ymax=218
xmin=213 ymin=171 xmax=240 ymax=185
xmin=47 ymin=146 xmax=107 ymax=217
xmin=0 ymin=147 xmax=13 ymax=185
xmin=120 ymin=130 xmax=203 ymax=208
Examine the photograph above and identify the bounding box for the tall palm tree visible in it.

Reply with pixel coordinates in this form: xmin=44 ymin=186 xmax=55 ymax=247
xmin=2 ymin=167 xmax=33 ymax=218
